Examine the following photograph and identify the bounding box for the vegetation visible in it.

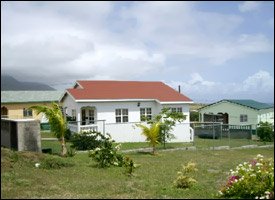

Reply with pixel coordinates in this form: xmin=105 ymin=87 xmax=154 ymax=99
xmin=190 ymin=111 xmax=199 ymax=122
xmin=219 ymin=154 xmax=274 ymax=199
xmin=1 ymin=147 xmax=274 ymax=199
xmin=70 ymin=131 xmax=106 ymax=150
xmin=88 ymin=134 xmax=124 ymax=168
xmin=30 ymin=103 xmax=68 ymax=156
xmin=148 ymin=107 xmax=186 ymax=146
xmin=174 ymin=162 xmax=198 ymax=189
xmin=256 ymin=121 xmax=274 ymax=142
xmin=136 ymin=122 xmax=161 ymax=154
xmin=136 ymin=107 xmax=186 ymax=152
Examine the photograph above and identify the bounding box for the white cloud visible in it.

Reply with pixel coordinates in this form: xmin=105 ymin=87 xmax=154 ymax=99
xmin=242 ymin=70 xmax=274 ymax=92
xmin=1 ymin=1 xmax=273 ymax=103
xmin=238 ymin=1 xmax=261 ymax=12
xmin=167 ymin=70 xmax=274 ymax=103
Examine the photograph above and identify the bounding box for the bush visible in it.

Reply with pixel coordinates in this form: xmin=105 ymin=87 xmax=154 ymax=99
xmin=64 ymin=128 xmax=72 ymax=142
xmin=88 ymin=134 xmax=124 ymax=168
xmin=40 ymin=156 xmax=74 ymax=169
xmin=70 ymin=131 xmax=105 ymax=150
xmin=174 ymin=162 xmax=198 ymax=189
xmin=257 ymin=121 xmax=274 ymax=142
xmin=219 ymin=154 xmax=274 ymax=199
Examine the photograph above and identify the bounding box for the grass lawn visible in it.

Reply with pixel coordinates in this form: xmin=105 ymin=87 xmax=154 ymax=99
xmin=1 ymin=146 xmax=274 ymax=199
xmin=41 ymin=136 xmax=273 ymax=155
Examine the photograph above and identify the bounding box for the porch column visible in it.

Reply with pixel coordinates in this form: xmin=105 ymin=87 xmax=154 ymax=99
xmin=77 ymin=108 xmax=81 ymax=133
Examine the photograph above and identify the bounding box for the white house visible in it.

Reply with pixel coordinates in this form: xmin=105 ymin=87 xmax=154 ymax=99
xmin=198 ymin=99 xmax=274 ymax=129
xmin=61 ymin=80 xmax=194 ymax=142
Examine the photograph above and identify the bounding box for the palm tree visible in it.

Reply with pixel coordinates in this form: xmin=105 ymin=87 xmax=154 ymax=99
xmin=136 ymin=122 xmax=161 ymax=155
xmin=30 ymin=103 xmax=67 ymax=156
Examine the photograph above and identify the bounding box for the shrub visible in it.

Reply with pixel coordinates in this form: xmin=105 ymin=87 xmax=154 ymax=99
xmin=88 ymin=134 xmax=124 ymax=168
xmin=123 ymin=156 xmax=140 ymax=176
xmin=174 ymin=162 xmax=198 ymax=189
xmin=70 ymin=131 xmax=105 ymax=150
xmin=40 ymin=156 xmax=74 ymax=169
xmin=66 ymin=147 xmax=76 ymax=157
xmin=219 ymin=154 xmax=274 ymax=199
xmin=256 ymin=121 xmax=274 ymax=142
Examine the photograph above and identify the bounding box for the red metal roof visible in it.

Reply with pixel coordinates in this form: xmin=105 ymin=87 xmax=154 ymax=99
xmin=66 ymin=80 xmax=192 ymax=102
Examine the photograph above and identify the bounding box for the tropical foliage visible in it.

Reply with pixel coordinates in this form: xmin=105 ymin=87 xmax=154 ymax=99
xmin=174 ymin=161 xmax=198 ymax=189
xmin=88 ymin=134 xmax=124 ymax=168
xmin=141 ymin=107 xmax=186 ymax=148
xmin=257 ymin=121 xmax=274 ymax=142
xmin=30 ymin=103 xmax=68 ymax=156
xmin=136 ymin=122 xmax=161 ymax=154
xmin=219 ymin=154 xmax=274 ymax=199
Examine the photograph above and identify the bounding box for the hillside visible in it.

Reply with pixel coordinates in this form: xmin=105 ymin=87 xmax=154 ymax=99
xmin=1 ymin=75 xmax=55 ymax=91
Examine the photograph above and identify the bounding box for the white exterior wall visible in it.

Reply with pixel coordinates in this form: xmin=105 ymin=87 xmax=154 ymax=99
xmin=62 ymin=94 xmax=192 ymax=142
xmin=258 ymin=108 xmax=274 ymax=124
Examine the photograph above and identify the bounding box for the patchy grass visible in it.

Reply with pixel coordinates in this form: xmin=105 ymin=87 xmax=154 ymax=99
xmin=1 ymin=146 xmax=274 ymax=199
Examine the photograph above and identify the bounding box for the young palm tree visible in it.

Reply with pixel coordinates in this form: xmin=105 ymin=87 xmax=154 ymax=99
xmin=136 ymin=122 xmax=161 ymax=155
xmin=30 ymin=103 xmax=67 ymax=156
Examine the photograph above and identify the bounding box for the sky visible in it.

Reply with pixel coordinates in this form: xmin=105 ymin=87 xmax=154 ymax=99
xmin=1 ymin=1 xmax=274 ymax=103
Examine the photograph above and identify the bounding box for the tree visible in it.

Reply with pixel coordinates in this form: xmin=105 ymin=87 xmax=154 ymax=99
xmin=136 ymin=122 xmax=161 ymax=155
xmin=256 ymin=121 xmax=274 ymax=142
xmin=30 ymin=103 xmax=68 ymax=156
xmin=147 ymin=108 xmax=186 ymax=148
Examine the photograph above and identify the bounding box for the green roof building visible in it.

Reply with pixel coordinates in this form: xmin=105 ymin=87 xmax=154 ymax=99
xmin=1 ymin=91 xmax=64 ymax=121
xmin=198 ymin=99 xmax=274 ymax=127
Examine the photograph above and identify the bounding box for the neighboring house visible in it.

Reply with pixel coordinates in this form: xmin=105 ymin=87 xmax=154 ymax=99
xmin=1 ymin=91 xmax=64 ymax=122
xmin=61 ymin=80 xmax=194 ymax=142
xmin=198 ymin=99 xmax=274 ymax=129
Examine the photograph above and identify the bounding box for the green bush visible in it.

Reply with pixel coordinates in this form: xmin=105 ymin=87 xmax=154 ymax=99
xmin=219 ymin=154 xmax=274 ymax=199
xmin=257 ymin=121 xmax=274 ymax=142
xmin=88 ymin=134 xmax=124 ymax=168
xmin=174 ymin=162 xmax=198 ymax=189
xmin=70 ymin=131 xmax=105 ymax=150
xmin=40 ymin=156 xmax=74 ymax=169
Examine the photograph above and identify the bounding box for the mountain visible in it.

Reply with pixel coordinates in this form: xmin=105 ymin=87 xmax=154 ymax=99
xmin=1 ymin=75 xmax=56 ymax=91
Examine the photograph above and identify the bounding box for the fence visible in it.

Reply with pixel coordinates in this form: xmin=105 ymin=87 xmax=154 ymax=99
xmin=190 ymin=122 xmax=274 ymax=149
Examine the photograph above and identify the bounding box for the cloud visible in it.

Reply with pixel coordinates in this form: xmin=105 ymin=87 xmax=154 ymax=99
xmin=167 ymin=70 xmax=274 ymax=103
xmin=1 ymin=1 xmax=273 ymax=100
xmin=238 ymin=1 xmax=262 ymax=12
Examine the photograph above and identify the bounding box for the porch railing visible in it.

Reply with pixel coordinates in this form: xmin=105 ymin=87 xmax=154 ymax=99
xmin=67 ymin=120 xmax=105 ymax=133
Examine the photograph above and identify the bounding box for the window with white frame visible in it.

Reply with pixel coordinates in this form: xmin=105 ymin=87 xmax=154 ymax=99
xmin=170 ymin=107 xmax=182 ymax=113
xmin=240 ymin=114 xmax=248 ymax=122
xmin=23 ymin=108 xmax=33 ymax=117
xmin=140 ymin=108 xmax=152 ymax=121
xmin=115 ymin=109 xmax=128 ymax=123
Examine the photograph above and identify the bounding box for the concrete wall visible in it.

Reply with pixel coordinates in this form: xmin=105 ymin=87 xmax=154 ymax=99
xmin=1 ymin=118 xmax=41 ymax=152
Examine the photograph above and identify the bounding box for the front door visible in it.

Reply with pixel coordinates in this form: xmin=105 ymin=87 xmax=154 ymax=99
xmin=81 ymin=108 xmax=95 ymax=125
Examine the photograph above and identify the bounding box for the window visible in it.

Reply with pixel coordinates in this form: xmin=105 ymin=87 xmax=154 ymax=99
xmin=23 ymin=108 xmax=32 ymax=117
xmin=170 ymin=107 xmax=182 ymax=113
xmin=72 ymin=109 xmax=76 ymax=121
xmin=140 ymin=108 xmax=152 ymax=121
xmin=240 ymin=114 xmax=248 ymax=122
xmin=115 ymin=109 xmax=128 ymax=123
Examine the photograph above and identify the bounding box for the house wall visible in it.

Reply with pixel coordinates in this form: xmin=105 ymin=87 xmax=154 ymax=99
xmin=199 ymin=101 xmax=258 ymax=126
xmin=258 ymin=108 xmax=274 ymax=124
xmin=1 ymin=102 xmax=60 ymax=122
xmin=62 ymin=94 xmax=192 ymax=142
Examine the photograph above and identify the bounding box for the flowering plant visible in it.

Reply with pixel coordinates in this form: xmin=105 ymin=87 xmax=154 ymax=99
xmin=219 ymin=154 xmax=274 ymax=199
xmin=88 ymin=134 xmax=124 ymax=168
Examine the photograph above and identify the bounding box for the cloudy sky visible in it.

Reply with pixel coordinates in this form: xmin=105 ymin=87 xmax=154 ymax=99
xmin=1 ymin=1 xmax=274 ymax=103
